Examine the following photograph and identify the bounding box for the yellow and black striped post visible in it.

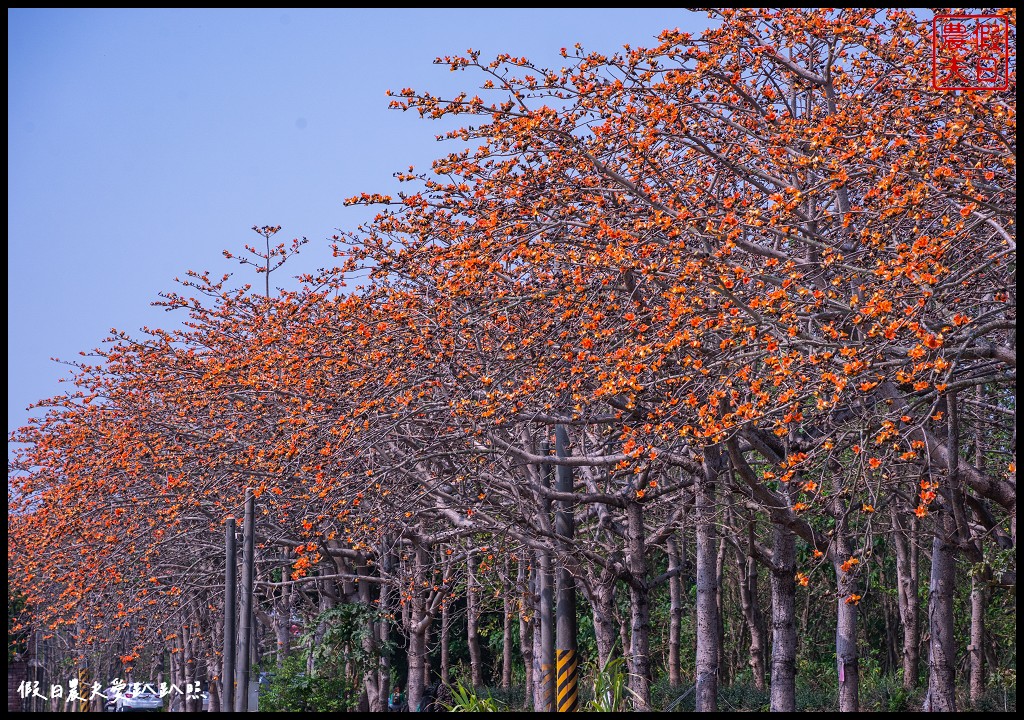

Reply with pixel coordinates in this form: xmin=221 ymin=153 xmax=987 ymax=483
xmin=555 ymin=649 xmax=579 ymax=712
xmin=78 ymin=666 xmax=90 ymax=712
xmin=554 ymin=426 xmax=579 ymax=712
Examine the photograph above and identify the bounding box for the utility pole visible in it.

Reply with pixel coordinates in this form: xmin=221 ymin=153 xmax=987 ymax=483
xmin=554 ymin=425 xmax=579 ymax=712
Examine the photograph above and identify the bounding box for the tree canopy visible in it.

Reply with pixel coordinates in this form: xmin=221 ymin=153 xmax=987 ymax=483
xmin=9 ymin=8 xmax=1015 ymax=713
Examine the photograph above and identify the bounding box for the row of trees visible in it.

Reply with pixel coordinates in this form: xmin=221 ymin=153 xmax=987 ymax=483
xmin=9 ymin=8 xmax=1015 ymax=712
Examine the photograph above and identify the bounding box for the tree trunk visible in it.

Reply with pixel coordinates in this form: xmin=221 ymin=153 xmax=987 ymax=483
xmin=272 ymin=609 xmax=290 ymax=670
xmin=408 ymin=621 xmax=427 ymax=712
xmin=615 ymin=601 xmax=630 ymax=668
xmin=234 ymin=490 xmax=255 ymax=712
xmin=181 ymin=623 xmax=197 ymax=713
xmin=737 ymin=518 xmax=767 ymax=690
xmin=169 ymin=644 xmax=184 ymax=713
xmin=206 ymin=655 xmax=221 ymax=712
xmin=626 ymin=499 xmax=651 ymax=710
xmin=696 ymin=450 xmax=722 ymax=712
xmin=222 ymin=518 xmax=236 ymax=712
xmin=422 ymin=615 xmax=433 ymax=690
xmin=536 ymin=444 xmax=556 ymax=712
xmin=769 ymin=521 xmax=797 ymax=712
xmin=834 ymin=544 xmax=860 ymax=712
xmin=467 ymin=559 xmax=484 ymax=688
xmin=360 ymin=564 xmax=384 ymax=712
xmin=502 ymin=561 xmax=513 ymax=689
xmin=533 ymin=596 xmax=545 ymax=711
xmin=924 ymin=512 xmax=958 ymax=712
xmin=440 ymin=596 xmax=451 ymax=686
xmin=377 ymin=541 xmax=394 ymax=705
xmin=271 ymin=550 xmax=294 ymax=671
xmin=273 ymin=547 xmax=294 ymax=670
xmin=828 ymin=456 xmax=860 ymax=714
xmin=518 ymin=552 xmax=535 ymax=709
xmin=590 ymin=572 xmax=619 ymax=669
xmin=716 ymin=536 xmax=728 ymax=686
xmin=925 ymin=393 xmax=963 ymax=712
xmin=667 ymin=534 xmax=683 ymax=688
xmin=893 ymin=506 xmax=920 ymax=690
xmin=407 ymin=541 xmax=430 ymax=713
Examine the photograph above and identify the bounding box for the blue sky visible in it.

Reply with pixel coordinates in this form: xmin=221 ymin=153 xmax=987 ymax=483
xmin=8 ymin=8 xmax=713 ymax=438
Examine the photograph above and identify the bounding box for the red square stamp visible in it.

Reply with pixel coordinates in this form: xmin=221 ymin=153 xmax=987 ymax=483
xmin=932 ymin=14 xmax=1009 ymax=91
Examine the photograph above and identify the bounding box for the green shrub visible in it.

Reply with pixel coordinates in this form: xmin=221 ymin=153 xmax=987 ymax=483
xmin=585 ymin=655 xmax=631 ymax=712
xmin=258 ymin=653 xmax=358 ymax=712
xmin=444 ymin=679 xmax=506 ymax=712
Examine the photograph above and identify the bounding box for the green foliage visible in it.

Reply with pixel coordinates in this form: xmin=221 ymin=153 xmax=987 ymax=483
xmin=304 ymin=602 xmax=394 ymax=676
xmin=794 ymin=657 xmax=838 ymax=711
xmin=483 ymin=612 xmax=505 ymax=659
xmin=260 ymin=601 xmax=395 ymax=712
xmin=650 ymin=675 xmax=691 ymax=711
xmin=720 ymin=682 xmax=771 ymax=712
xmin=862 ymin=673 xmax=918 ymax=713
xmin=258 ymin=653 xmax=358 ymax=712
xmin=966 ymin=684 xmax=1015 ymax=712
xmin=575 ymin=594 xmax=600 ymax=663
xmin=444 ymin=679 xmax=506 ymax=711
xmin=584 ymin=654 xmax=631 ymax=712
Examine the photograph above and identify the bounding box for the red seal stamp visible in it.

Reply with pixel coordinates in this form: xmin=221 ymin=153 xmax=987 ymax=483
xmin=932 ymin=15 xmax=1009 ymax=91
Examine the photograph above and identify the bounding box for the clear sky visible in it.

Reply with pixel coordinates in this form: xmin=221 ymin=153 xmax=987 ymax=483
xmin=8 ymin=8 xmax=713 ymax=439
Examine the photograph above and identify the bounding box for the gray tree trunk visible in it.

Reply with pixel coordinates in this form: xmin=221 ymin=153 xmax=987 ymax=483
xmin=925 ymin=393 xmax=963 ymax=712
xmin=667 ymin=534 xmax=683 ymax=688
xmin=359 ymin=564 xmax=384 ymax=712
xmin=626 ymin=499 xmax=651 ymax=710
xmin=502 ymin=571 xmax=513 ymax=689
xmin=834 ymin=544 xmax=860 ymax=712
xmin=590 ymin=572 xmax=619 ymax=669
xmin=924 ymin=512 xmax=957 ymax=712
xmin=536 ymin=446 xmax=556 ymax=712
xmin=234 ymin=490 xmax=255 ymax=712
xmin=737 ymin=519 xmax=767 ymax=690
xmin=467 ymin=559 xmax=484 ymax=688
xmin=407 ymin=541 xmax=430 ymax=713
xmin=206 ymin=656 xmax=221 ymax=713
xmin=716 ymin=536 xmax=728 ymax=685
xmin=892 ymin=507 xmax=920 ymax=690
xmin=377 ymin=542 xmax=394 ymax=706
xmin=518 ymin=553 xmax=535 ymax=709
xmin=696 ymin=450 xmax=722 ymax=712
xmin=440 ymin=596 xmax=451 ymax=686
xmin=222 ymin=518 xmax=236 ymax=712
xmin=181 ymin=624 xmax=197 ymax=713
xmin=769 ymin=522 xmax=796 ymax=712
